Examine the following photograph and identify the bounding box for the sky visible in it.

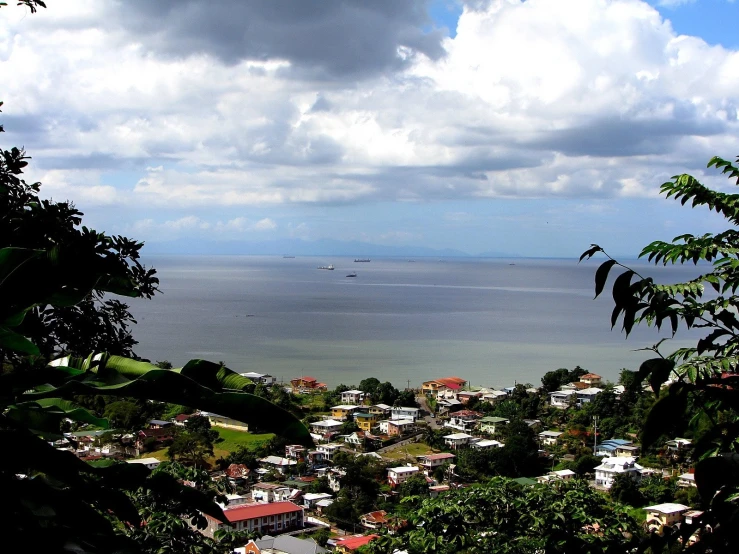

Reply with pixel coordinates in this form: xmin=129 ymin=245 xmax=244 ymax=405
xmin=2 ymin=0 xmax=738 ymax=257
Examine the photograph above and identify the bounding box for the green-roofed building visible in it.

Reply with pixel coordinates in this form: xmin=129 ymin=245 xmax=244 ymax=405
xmin=478 ymin=416 xmax=509 ymax=434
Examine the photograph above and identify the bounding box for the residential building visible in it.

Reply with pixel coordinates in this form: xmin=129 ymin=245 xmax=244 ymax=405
xmin=203 ymin=501 xmax=304 ymax=537
xmin=576 ymin=387 xmax=603 ymax=406
xmin=421 ymin=377 xmax=467 ymax=397
xmin=444 ymin=410 xmax=482 ymax=432
xmin=457 ymin=391 xmax=483 ymax=404
xmin=579 ymin=373 xmax=603 ymax=387
xmin=237 ymin=535 xmax=327 ymax=554
xmin=478 ymin=416 xmax=509 ymax=434
xmin=595 ymin=439 xmax=637 ymax=457
xmin=341 ymin=390 xmax=366 ymax=405
xmin=325 ymin=468 xmax=345 ymax=492
xmin=361 ymin=510 xmax=389 ymax=530
xmin=126 ymin=457 xmax=161 ymax=470
xmin=202 ymin=412 xmax=249 ymax=431
xmin=538 ymin=430 xmax=563 ymax=446
xmin=259 ymin=456 xmax=297 ymax=475
xmin=225 ymin=463 xmax=251 ymax=482
xmin=218 ymin=494 xmax=249 ymax=510
xmin=470 ymin=439 xmax=504 ymax=449
xmin=148 ymin=419 xmax=173 ymax=429
xmin=368 ymin=404 xmax=392 ymax=416
xmin=594 ymin=457 xmax=644 ymax=489
xmin=331 ymin=405 xmax=361 ymax=421
xmin=387 ymin=419 xmax=415 ymax=437
xmin=334 ymin=535 xmax=379 ymax=553
xmin=302 ymin=492 xmax=333 ymax=510
xmin=310 ymin=419 xmax=343 ymax=435
xmin=391 ymin=406 xmax=420 ymax=421
xmin=443 ymin=432 xmax=474 ymax=450
xmin=387 ymin=466 xmax=420 ymax=488
xmin=665 ymin=438 xmax=692 ymax=456
xmin=429 ymin=484 xmax=450 ymax=498
xmin=481 ymin=390 xmax=508 ymax=404
xmin=285 ymin=445 xmax=307 ymax=462
xmin=173 ymin=413 xmax=192 ymax=426
xmin=417 ymin=453 xmax=456 ymax=473
xmin=316 ymin=443 xmax=343 ymax=463
xmin=239 ymin=372 xmax=276 ymax=386
xmin=136 ymin=427 xmax=175 ymax=451
xmin=353 ymin=412 xmax=379 ymax=432
xmin=549 ymin=389 xmax=577 ymax=408
xmin=290 ymin=376 xmax=327 ymax=393
xmin=678 ymin=472 xmax=696 ymax=488
xmin=251 ymin=483 xmax=292 ymax=503
xmin=644 ymin=503 xmax=691 ymax=532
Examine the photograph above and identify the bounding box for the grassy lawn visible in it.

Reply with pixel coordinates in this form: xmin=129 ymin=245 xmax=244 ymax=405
xmin=213 ymin=427 xmax=274 ymax=456
xmin=382 ymin=442 xmax=434 ymax=461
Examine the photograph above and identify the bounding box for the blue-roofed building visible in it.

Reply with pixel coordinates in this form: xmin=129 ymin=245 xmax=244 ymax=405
xmin=596 ymin=439 xmax=640 ymax=457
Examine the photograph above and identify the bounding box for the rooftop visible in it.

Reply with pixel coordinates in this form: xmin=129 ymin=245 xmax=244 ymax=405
xmin=334 ymin=534 xmax=379 ymax=551
xmin=444 ymin=433 xmax=473 ymax=440
xmin=342 ymin=389 xmax=364 ymax=395
xmin=219 ymin=501 xmax=303 ymax=523
xmin=389 ymin=466 xmax=419 ymax=474
xmin=644 ymin=503 xmax=690 ymax=514
xmin=580 ymin=373 xmax=602 ymax=379
xmin=420 ymin=453 xmax=456 ymax=461
xmin=332 ymin=405 xmax=360 ymax=410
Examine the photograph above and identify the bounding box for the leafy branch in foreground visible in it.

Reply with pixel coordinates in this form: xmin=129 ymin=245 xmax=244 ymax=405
xmin=582 ymin=155 xmax=739 ymax=552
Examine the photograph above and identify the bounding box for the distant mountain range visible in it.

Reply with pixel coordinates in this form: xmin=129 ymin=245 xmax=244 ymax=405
xmin=142 ymin=238 xmax=516 ymax=258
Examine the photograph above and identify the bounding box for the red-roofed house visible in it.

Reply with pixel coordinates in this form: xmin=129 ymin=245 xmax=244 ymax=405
xmin=203 ymin=501 xmax=304 ymax=537
xmin=579 ymin=373 xmax=602 ymax=386
xmin=334 ymin=534 xmax=379 ymax=553
xmin=422 ymin=377 xmax=467 ymax=397
xmin=290 ymin=376 xmax=328 ymax=393
xmin=418 ymin=452 xmax=456 ymax=473
xmin=360 ymin=510 xmax=389 ymax=529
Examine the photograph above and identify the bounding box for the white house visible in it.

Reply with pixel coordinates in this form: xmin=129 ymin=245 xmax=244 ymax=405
xmin=417 ymin=453 xmax=456 ymax=473
xmin=594 ymin=456 xmax=644 ymax=489
xmin=316 ymin=443 xmax=344 ymax=462
xmin=549 ymin=389 xmax=577 ymax=408
xmin=341 ymin=390 xmax=366 ymax=405
xmin=443 ymin=432 xmax=474 ymax=450
xmin=391 ymin=406 xmax=420 ymax=421
xmin=537 ymin=469 xmax=576 ymax=484
xmin=678 ymin=473 xmax=696 ymax=488
xmin=126 ymin=457 xmax=161 ymax=470
xmin=259 ymin=456 xmax=298 ymax=475
xmin=478 ymin=416 xmax=509 ymax=434
xmin=387 ymin=466 xmax=420 ymax=488
xmin=310 ymin=419 xmax=344 ymax=434
xmin=644 ymin=503 xmax=691 ymax=532
xmin=251 ymin=482 xmax=292 ymax=503
xmin=443 ymin=410 xmax=482 ymax=432
xmin=539 ymin=430 xmax=563 ymax=446
xmin=239 ymin=371 xmax=276 ymax=385
xmin=576 ymin=387 xmax=603 ymax=406
xmin=302 ymin=492 xmax=333 ymax=510
xmin=470 ymin=439 xmax=504 ymax=450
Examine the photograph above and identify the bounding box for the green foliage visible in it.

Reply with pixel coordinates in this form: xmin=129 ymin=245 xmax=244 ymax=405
xmin=582 ymin=154 xmax=739 ymax=551
xmin=368 ymin=477 xmax=641 ymax=554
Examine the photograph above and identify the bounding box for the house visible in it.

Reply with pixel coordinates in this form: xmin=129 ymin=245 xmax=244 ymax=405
xmin=429 ymin=484 xmax=450 ymax=498
xmin=259 ymin=456 xmax=298 ymax=475
xmin=538 ymin=430 xmax=563 ymax=446
xmin=579 ymin=373 xmax=603 ymax=387
xmin=148 ymin=419 xmax=173 ymax=429
xmin=549 ymin=389 xmax=577 ymax=408
xmin=331 ymin=405 xmax=361 ymax=421
xmin=595 ymin=439 xmax=636 ymax=457
xmin=421 ymin=377 xmax=467 ymax=397
xmin=239 ymin=371 xmax=276 ymax=386
xmin=237 ymin=535 xmax=327 ymax=554
xmin=334 ymin=534 xmax=379 ymax=553
xmin=470 ymin=439 xmax=504 ymax=449
xmin=341 ymin=390 xmax=366 ymax=405
xmin=173 ymin=413 xmax=193 ymax=426
xmin=225 ymin=463 xmax=251 ymax=482
xmin=325 ymin=468 xmax=345 ymax=492
xmin=136 ymin=427 xmax=175 ymax=450
xmin=544 ymin=469 xmax=576 ymax=482
xmin=353 ymin=412 xmax=379 ymax=432
xmin=644 ymin=503 xmax=691 ymax=532
xmin=285 ymin=445 xmax=307 ymax=462
xmin=418 ymin=453 xmax=456 ymax=473
xmin=310 ymin=419 xmax=344 ymax=435
xmin=251 ymin=482 xmax=293 ymax=503
xmin=361 ymin=510 xmax=389 ymax=529
xmin=219 ymin=494 xmax=249 ymax=510
xmin=343 ymin=432 xmax=364 ymax=446
xmin=387 ymin=466 xmax=420 ymax=488
xmin=678 ymin=472 xmax=696 ymax=488
xmin=203 ymin=501 xmax=304 ymax=537
xmin=126 ymin=457 xmax=161 ymax=470
xmin=575 ymin=387 xmax=603 ymax=406
xmin=368 ymin=404 xmax=392 ymax=416
xmin=316 ymin=443 xmax=344 ymax=463
xmin=387 ymin=419 xmax=415 ymax=437
xmin=302 ymin=492 xmax=333 ymax=510
xmin=202 ymin=412 xmax=249 ymax=431
xmin=457 ymin=391 xmax=483 ymax=404
xmin=391 ymin=406 xmax=420 ymax=421
xmin=481 ymin=390 xmax=508 ymax=404
xmin=478 ymin=416 xmax=509 ymax=434
xmin=290 ymin=376 xmax=327 ymax=393
xmin=665 ymin=438 xmax=692 ymax=456
xmin=443 ymin=432 xmax=474 ymax=450
xmin=594 ymin=457 xmax=644 ymax=489
xmin=444 ymin=410 xmax=482 ymax=432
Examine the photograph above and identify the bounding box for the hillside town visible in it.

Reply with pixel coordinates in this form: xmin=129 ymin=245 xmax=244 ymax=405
xmin=54 ymin=367 xmax=703 ymax=553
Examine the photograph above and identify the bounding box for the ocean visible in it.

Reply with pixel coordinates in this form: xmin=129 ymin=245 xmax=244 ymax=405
xmin=127 ymin=256 xmax=702 ymax=389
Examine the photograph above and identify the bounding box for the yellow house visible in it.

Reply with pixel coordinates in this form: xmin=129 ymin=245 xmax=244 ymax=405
xmin=331 ymin=405 xmax=360 ymax=421
xmin=354 ymin=413 xmax=379 ymax=432
xmin=644 ymin=503 xmax=690 ymax=532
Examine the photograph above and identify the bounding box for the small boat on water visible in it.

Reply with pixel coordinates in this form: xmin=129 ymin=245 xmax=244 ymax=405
xmin=346 ymin=272 xmax=357 ymax=278
xmin=318 ymin=264 xmax=334 ymax=270
xmin=354 ymin=258 xmax=371 ymax=262
xmin=283 ymin=255 xmax=295 ymax=259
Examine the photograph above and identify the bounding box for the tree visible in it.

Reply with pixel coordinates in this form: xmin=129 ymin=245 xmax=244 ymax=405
xmin=582 ymin=154 xmax=739 ymax=551
xmin=609 ymin=473 xmax=644 ymax=507
xmin=168 ymin=431 xmax=215 ymax=468
xmin=104 ymin=400 xmax=145 ymax=431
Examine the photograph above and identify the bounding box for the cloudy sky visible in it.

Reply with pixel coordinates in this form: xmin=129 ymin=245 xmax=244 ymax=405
xmin=2 ymin=0 xmax=738 ymax=257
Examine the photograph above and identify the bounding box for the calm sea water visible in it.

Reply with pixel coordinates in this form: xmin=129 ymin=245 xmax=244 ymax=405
xmin=127 ymin=256 xmax=702 ymax=389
